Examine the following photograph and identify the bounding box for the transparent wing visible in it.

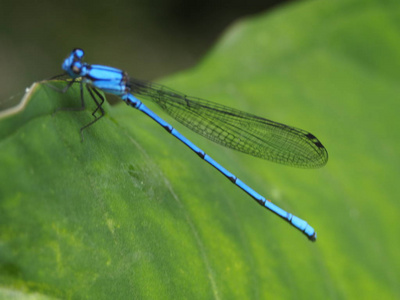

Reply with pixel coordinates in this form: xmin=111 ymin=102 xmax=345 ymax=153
xmin=129 ymin=78 xmax=328 ymax=168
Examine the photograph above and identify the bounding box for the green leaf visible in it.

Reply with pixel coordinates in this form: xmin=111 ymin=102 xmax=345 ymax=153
xmin=1 ymin=0 xmax=399 ymax=299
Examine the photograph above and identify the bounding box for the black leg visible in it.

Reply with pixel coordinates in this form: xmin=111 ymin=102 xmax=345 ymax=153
xmin=78 ymin=85 xmax=105 ymax=141
xmin=49 ymin=76 xmax=105 ymax=141
xmin=52 ymin=80 xmax=86 ymax=116
xmin=44 ymin=73 xmax=77 ymax=94
xmin=89 ymin=86 xmax=105 ymax=116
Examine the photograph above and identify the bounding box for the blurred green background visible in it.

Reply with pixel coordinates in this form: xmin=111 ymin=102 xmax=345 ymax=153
xmin=1 ymin=0 xmax=400 ymax=299
xmin=0 ymin=0 xmax=292 ymax=103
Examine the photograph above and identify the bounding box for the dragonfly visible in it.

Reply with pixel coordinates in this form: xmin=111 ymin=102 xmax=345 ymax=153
xmin=56 ymin=48 xmax=328 ymax=241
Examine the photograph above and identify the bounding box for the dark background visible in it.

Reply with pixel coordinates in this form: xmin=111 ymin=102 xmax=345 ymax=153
xmin=0 ymin=0 xmax=295 ymax=103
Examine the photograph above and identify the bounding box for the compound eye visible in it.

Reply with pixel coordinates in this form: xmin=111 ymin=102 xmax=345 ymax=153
xmin=73 ymin=48 xmax=85 ymax=58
